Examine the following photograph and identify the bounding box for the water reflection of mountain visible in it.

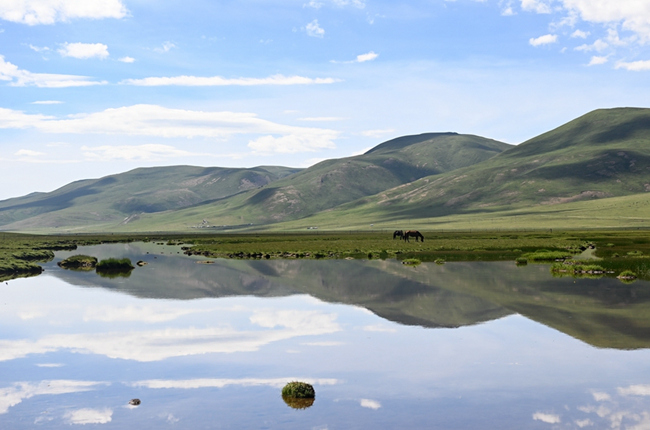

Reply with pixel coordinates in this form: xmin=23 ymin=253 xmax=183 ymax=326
xmin=44 ymin=243 xmax=650 ymax=349
xmin=45 ymin=244 xmax=509 ymax=329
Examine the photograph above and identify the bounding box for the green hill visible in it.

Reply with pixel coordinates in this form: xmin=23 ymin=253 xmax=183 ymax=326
xmin=280 ymin=107 xmax=650 ymax=229
xmin=0 ymin=133 xmax=509 ymax=232
xmin=0 ymin=165 xmax=300 ymax=231
xmin=102 ymin=133 xmax=511 ymax=231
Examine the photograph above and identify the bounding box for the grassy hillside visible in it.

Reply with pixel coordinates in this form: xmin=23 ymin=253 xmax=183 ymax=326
xmin=90 ymin=133 xmax=510 ymax=232
xmin=271 ymin=107 xmax=650 ymax=230
xmin=0 ymin=165 xmax=300 ymax=231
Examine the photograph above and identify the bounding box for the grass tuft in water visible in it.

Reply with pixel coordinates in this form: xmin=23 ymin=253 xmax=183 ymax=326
xmin=282 ymin=382 xmax=315 ymax=399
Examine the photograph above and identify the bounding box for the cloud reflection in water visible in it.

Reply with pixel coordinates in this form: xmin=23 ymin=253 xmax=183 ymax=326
xmin=0 ymin=309 xmax=340 ymax=362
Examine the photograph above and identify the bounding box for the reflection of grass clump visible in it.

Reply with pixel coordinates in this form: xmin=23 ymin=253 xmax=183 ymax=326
xmin=282 ymin=396 xmax=315 ymax=409
xmin=58 ymin=254 xmax=97 ymax=270
xmin=434 ymin=258 xmax=445 ymax=265
xmin=402 ymin=258 xmax=421 ymax=266
xmin=515 ymin=257 xmax=528 ymax=265
xmin=282 ymin=382 xmax=315 ymax=399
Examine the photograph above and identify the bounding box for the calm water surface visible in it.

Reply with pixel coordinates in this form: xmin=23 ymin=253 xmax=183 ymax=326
xmin=1 ymin=242 xmax=650 ymax=429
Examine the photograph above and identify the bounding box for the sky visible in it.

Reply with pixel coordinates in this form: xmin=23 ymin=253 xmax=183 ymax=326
xmin=1 ymin=0 xmax=650 ymax=200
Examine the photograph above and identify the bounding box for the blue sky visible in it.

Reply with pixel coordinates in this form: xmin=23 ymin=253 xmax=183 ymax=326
xmin=1 ymin=0 xmax=649 ymax=200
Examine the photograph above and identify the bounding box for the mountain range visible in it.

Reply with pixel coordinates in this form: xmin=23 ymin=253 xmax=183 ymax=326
xmin=1 ymin=107 xmax=649 ymax=232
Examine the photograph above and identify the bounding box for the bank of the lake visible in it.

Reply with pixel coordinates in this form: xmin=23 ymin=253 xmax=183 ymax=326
xmin=3 ymin=229 xmax=650 ymax=281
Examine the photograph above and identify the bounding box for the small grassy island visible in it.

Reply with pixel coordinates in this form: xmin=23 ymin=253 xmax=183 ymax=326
xmin=58 ymin=255 xmax=98 ymax=270
xmin=96 ymin=258 xmax=135 ymax=271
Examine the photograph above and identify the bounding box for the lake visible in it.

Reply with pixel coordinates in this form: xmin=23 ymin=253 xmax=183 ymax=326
xmin=1 ymin=242 xmax=650 ymax=429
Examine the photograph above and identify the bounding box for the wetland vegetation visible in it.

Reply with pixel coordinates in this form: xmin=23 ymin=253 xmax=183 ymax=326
xmin=3 ymin=229 xmax=650 ymax=281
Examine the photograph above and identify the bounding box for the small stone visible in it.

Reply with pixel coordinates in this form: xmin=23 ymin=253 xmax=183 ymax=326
xmin=129 ymin=399 xmax=141 ymax=406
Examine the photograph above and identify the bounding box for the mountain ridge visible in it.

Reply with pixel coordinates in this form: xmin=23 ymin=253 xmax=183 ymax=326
xmin=1 ymin=107 xmax=649 ymax=232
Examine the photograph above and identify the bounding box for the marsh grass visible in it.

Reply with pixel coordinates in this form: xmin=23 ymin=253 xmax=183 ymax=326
xmin=5 ymin=229 xmax=650 ymax=280
xmin=96 ymin=258 xmax=134 ymax=271
xmin=525 ymin=250 xmax=575 ymax=262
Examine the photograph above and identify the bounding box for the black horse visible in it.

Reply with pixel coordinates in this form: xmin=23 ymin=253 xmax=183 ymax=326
xmin=403 ymin=230 xmax=424 ymax=242
xmin=393 ymin=230 xmax=404 ymax=240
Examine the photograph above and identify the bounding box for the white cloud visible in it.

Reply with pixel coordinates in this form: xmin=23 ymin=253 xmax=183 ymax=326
xmin=154 ymin=41 xmax=176 ymax=53
xmin=575 ymin=39 xmax=609 ymax=52
xmin=587 ymin=55 xmax=608 ymax=65
xmin=529 ymin=34 xmax=558 ymax=46
xmin=118 ymin=56 xmax=135 ymax=63
xmin=29 ymin=44 xmax=49 ymax=52
xmin=0 ymin=0 xmax=128 ymax=25
xmin=64 ymin=408 xmax=112 ymax=425
xmin=306 ymin=19 xmax=325 ymax=38
xmin=572 ymin=29 xmax=590 ymax=38
xmin=332 ymin=51 xmax=378 ymax=64
xmin=559 ymin=0 xmax=650 ymax=43
xmin=592 ymin=391 xmax=611 ymax=401
xmin=575 ymin=418 xmax=593 ymax=427
xmin=81 ymin=144 xmax=207 ymax=161
xmin=521 ymin=0 xmax=552 ymax=14
xmin=58 ymin=42 xmax=109 ymax=59
xmin=618 ymin=384 xmax=650 ymax=396
xmin=122 ymin=74 xmax=339 ymax=86
xmin=0 ymin=310 xmax=341 ymax=362
xmin=15 ymin=149 xmax=45 ymax=157
xmin=0 ymin=105 xmax=341 ymax=155
xmin=32 ymin=100 xmax=63 ymax=105
xmin=615 ymin=59 xmax=650 ymax=71
xmin=0 ymin=55 xmax=106 ymax=87
xmin=0 ymin=380 xmax=107 ymax=414
xmin=0 ymin=108 xmax=53 ymax=128
xmin=360 ymin=399 xmax=381 ymax=409
xmin=533 ymin=412 xmax=561 ymax=424
xmin=356 ymin=51 xmax=378 ymax=62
